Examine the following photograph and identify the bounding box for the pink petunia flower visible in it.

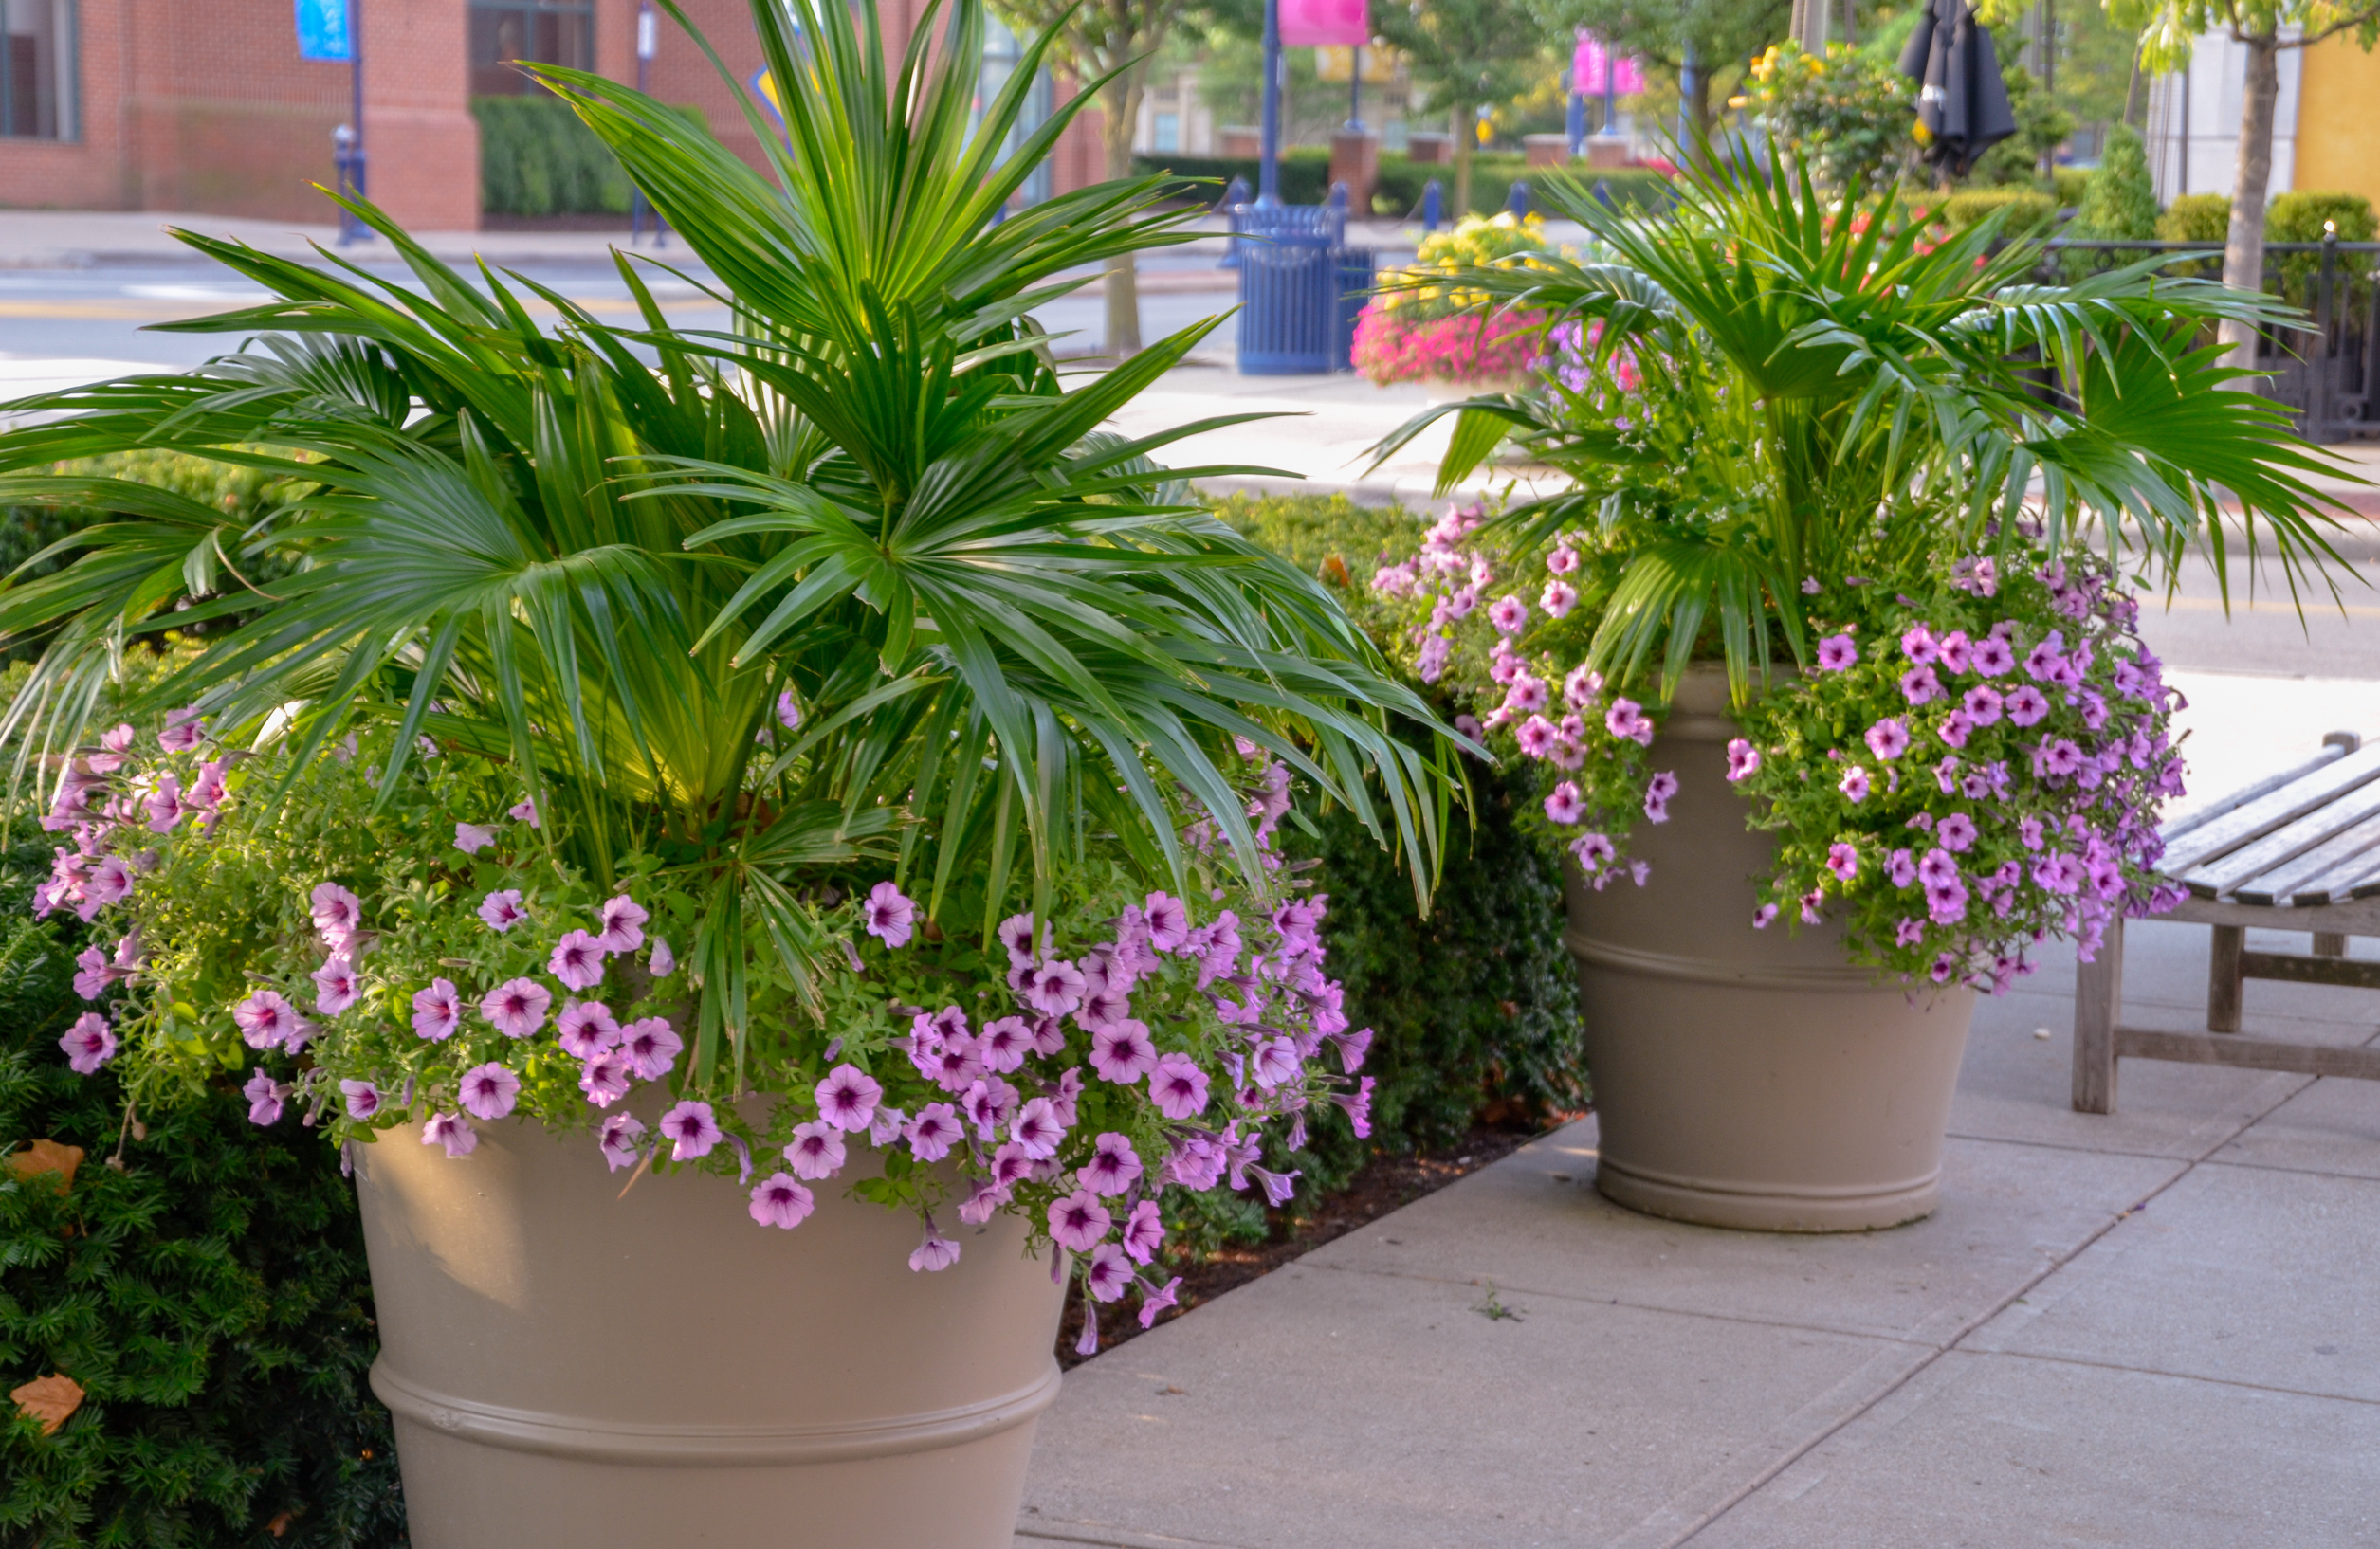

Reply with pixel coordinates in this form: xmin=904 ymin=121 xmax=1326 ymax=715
xmin=454 ymin=822 xmax=498 ymax=854
xmin=458 ymin=1063 xmax=522 ymax=1121
xmin=777 ymin=689 xmax=804 ymax=732
xmin=1489 ymin=594 xmax=1529 ymax=634
xmin=1544 ymin=781 xmax=1585 ymax=825
xmin=868 ymin=1103 xmax=908 ymax=1149
xmin=1899 ymin=665 xmax=1945 ymax=705
xmin=1888 ymin=848 xmax=1919 ymax=886
xmin=1936 ymin=709 xmax=1976 ymax=749
xmin=659 ymin=1099 xmax=721 ymax=1160
xmin=1605 ymin=698 xmax=1654 ymax=746
xmin=422 ymin=1112 xmax=478 ymax=1158
xmin=1839 ymin=765 xmax=1873 ymax=802
xmin=2005 ymin=685 xmax=2051 ymax=726
xmin=1816 ymin=634 xmax=1858 ymax=671
xmin=412 ymin=978 xmax=463 ymax=1042
xmin=1726 ymin=738 xmax=1762 ymax=781
xmin=186 ymin=760 xmax=229 ymax=812
xmin=1047 ymin=1189 xmax=1112 ymax=1253
xmin=1149 ymin=1052 xmax=1211 ymax=1120
xmin=997 ymin=912 xmax=1040 ymax=964
xmin=648 ymin=938 xmax=676 ymax=976
xmin=478 ymin=889 xmax=528 ymax=932
xmin=1250 ymin=1035 xmax=1301 ymax=1088
xmin=1515 ymin=715 xmax=1559 ymax=758
xmin=1080 ymin=1132 xmax=1144 ymax=1196
xmin=1089 ymin=1019 xmax=1158 ymax=1084
xmin=309 ymin=882 xmax=363 ymax=947
xmin=978 ymin=1016 xmax=1032 ymax=1073
xmin=60 ymin=1011 xmax=116 ymax=1073
xmin=1937 ymin=813 xmax=1979 ymax=852
xmin=1644 ymin=770 xmax=1678 ymax=824
xmin=597 ymin=1112 xmax=646 ymax=1171
xmin=1900 ymin=625 xmax=1939 ymax=665
xmin=243 ymin=1068 xmax=285 ymax=1125
xmin=749 ymin=1173 xmax=815 ymax=1230
xmin=909 ymin=1220 xmax=961 ymax=1271
xmin=595 ymin=895 xmax=647 ymax=955
xmin=1970 ymin=635 xmax=2016 ymax=676
xmin=1085 ymin=1243 xmax=1135 ymax=1303
xmin=72 ymin=945 xmax=119 ymax=1002
xmin=1826 ymin=843 xmax=1859 ymax=883
xmin=481 ymin=977 xmax=553 ymax=1038
xmin=784 ymin=1120 xmax=847 ymax=1180
xmin=1024 ymin=958 xmax=1088 ymax=1017
xmin=508 ymin=797 xmax=540 ymax=827
xmin=548 ymin=931 xmax=606 ymax=992
xmin=79 ymin=855 xmax=133 ymax=919
xmin=1752 ymin=903 xmax=1779 ymax=928
xmin=815 ymin=1063 xmax=882 ymax=1132
xmin=1139 ymin=1275 xmax=1184 ymax=1328
xmin=312 ymin=957 xmax=360 ymax=1017
xmin=863 ymin=882 xmax=916 ymax=948
xmin=1144 ymin=891 xmax=1191 ymax=953
xmin=143 ymin=774 xmax=186 ymax=833
xmin=157 ymin=707 xmax=208 ymax=752
xmin=906 ymin=1103 xmax=963 ymax=1162
xmin=1938 ymin=631 xmax=1972 ymax=673
xmin=339 ymin=1079 xmax=382 ymax=1121
xmin=577 ymin=1051 xmax=633 ymax=1107
xmin=619 ymin=1017 xmax=682 ymax=1081
xmin=1541 ymin=578 xmax=1578 ymax=618
xmin=1329 ymin=1074 xmax=1376 ymax=1138
xmin=962 ymin=1077 xmax=1017 ymax=1139
xmin=234 ymin=990 xmax=305 ymax=1051
xmin=1864 ymin=719 xmax=1911 ymax=760
xmin=557 ymin=1000 xmax=621 ymax=1059
xmin=1121 ymin=1198 xmax=1165 ymax=1265
xmin=1564 ymin=665 xmax=1604 ymax=708
xmin=1504 ymin=674 xmax=1548 ymax=715
xmin=1571 ymin=831 xmax=1616 ymax=873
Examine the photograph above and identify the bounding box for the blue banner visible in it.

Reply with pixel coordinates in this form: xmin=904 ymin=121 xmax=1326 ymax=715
xmin=296 ymin=0 xmax=354 ymax=61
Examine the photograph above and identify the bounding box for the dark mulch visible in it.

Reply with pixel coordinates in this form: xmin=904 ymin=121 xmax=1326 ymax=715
xmin=1055 ymin=1116 xmax=1573 ymax=1368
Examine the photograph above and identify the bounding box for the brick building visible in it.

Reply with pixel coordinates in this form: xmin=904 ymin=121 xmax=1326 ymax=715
xmin=0 ymin=0 xmax=1101 ymax=231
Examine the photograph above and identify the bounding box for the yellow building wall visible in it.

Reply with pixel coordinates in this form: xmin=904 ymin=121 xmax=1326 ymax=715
xmin=2295 ymin=34 xmax=2380 ymax=209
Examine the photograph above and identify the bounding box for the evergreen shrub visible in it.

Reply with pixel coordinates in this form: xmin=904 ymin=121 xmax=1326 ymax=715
xmin=473 ymin=94 xmax=633 ymax=216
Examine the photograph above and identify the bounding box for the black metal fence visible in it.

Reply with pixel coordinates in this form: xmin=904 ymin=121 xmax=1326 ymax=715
xmin=2022 ymin=237 xmax=2380 ymax=445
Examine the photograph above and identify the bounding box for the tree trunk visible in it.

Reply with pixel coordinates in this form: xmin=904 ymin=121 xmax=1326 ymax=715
xmin=2217 ymin=31 xmax=2281 ymax=376
xmin=1101 ymin=72 xmax=1145 ymax=358
xmin=1452 ymin=105 xmax=1474 ymax=219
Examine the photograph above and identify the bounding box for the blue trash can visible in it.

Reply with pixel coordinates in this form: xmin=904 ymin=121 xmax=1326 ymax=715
xmin=1235 ymin=203 xmax=1373 ymax=375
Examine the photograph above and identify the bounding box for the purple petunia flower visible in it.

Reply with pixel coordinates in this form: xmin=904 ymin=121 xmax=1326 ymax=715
xmin=595 ymin=895 xmax=648 ymax=955
xmin=244 ymin=1068 xmax=285 ymax=1125
xmin=454 ymin=822 xmax=498 ymax=854
xmin=458 ymin=1063 xmax=522 ymax=1121
xmin=1937 ymin=813 xmax=1978 ymax=852
xmin=1564 ymin=665 xmax=1604 ymax=709
xmin=784 ymin=1121 xmax=847 ymax=1180
xmin=1085 ymin=1243 xmax=1135 ymax=1303
xmin=1024 ymin=958 xmax=1087 ymax=1017
xmin=1900 ymin=625 xmax=1939 ymax=665
xmin=557 ymin=1000 xmax=620 ymax=1060
xmin=815 ymin=1063 xmax=882 ymax=1133
xmin=1504 ymin=674 xmax=1549 ymax=714
xmin=909 ymin=1219 xmax=961 ymax=1271
xmin=158 ymin=707 xmax=208 ymax=753
xmin=1571 ymin=832 xmax=1616 ymax=873
xmin=1816 ymin=633 xmax=1859 ymax=671
xmin=659 ymin=1100 xmax=721 ymax=1160
xmin=1011 ymin=1096 xmax=1066 ymax=1158
xmin=962 ymin=1077 xmax=1018 ymax=1140
xmin=1122 ymin=1198 xmax=1165 ymax=1265
xmin=978 ymin=1016 xmax=1032 ymax=1073
xmin=1329 ymin=1074 xmax=1377 ymax=1139
xmin=1089 ymin=1019 xmax=1158 ymax=1084
xmin=620 ymin=1017 xmax=682 ymax=1081
xmin=577 ymin=1051 xmax=633 ymax=1107
xmin=1544 ymin=781 xmax=1585 ymax=825
xmin=422 ymin=1111 xmax=478 ymax=1158
xmin=60 ymin=1011 xmax=116 ymax=1073
xmin=777 ymin=689 xmax=804 ymax=732
xmin=1148 ymin=1052 xmax=1212 ymax=1120
xmin=481 ymin=977 xmax=553 ymax=1039
xmin=1048 ymin=1190 xmax=1112 ymax=1253
xmin=509 ymin=798 xmax=540 ymax=828
xmin=1726 ymin=738 xmax=1762 ymax=781
xmin=1139 ymin=1274 xmax=1184 ymax=1328
xmin=310 ymin=882 xmax=363 ymax=948
xmin=906 ymin=1103 xmax=963 ymax=1162
xmin=411 ymin=978 xmax=462 ymax=1042
xmin=1489 ymin=594 xmax=1529 ymax=634
xmin=1937 ymin=630 xmax=1972 ymax=673
xmin=864 ymin=882 xmax=916 ymax=948
xmin=598 ymin=1112 xmax=646 ymax=1171
xmin=1899 ymin=665 xmax=1945 ymax=705
xmin=1887 ymin=848 xmax=1917 ymax=887
xmin=1970 ymin=634 xmax=2015 ymax=676
xmin=1080 ymin=1132 xmax=1144 ymax=1196
xmin=1865 ymin=719 xmax=1911 ymax=760
xmin=478 ymin=889 xmax=528 ymax=932
xmin=1839 ymin=765 xmax=1872 ymax=803
xmin=1826 ymin=843 xmax=1859 ymax=883
xmin=1605 ymin=698 xmax=1654 ymax=746
xmin=2005 ymin=685 xmax=2050 ymax=726
xmin=1143 ymin=891 xmax=1191 ymax=953
xmin=1752 ymin=903 xmax=1779 ymax=929
xmin=549 ymin=931 xmax=606 ymax=992
xmin=647 ymin=938 xmax=676 ymax=976
xmin=1917 ymin=848 xmax=1961 ymax=889
xmin=997 ymin=912 xmax=1040 ymax=964
xmin=749 ymin=1173 xmax=815 ymax=1230
xmin=1936 ymin=710 xmax=1975 ymax=749
xmin=1644 ymin=770 xmax=1679 ymax=825
xmin=339 ymin=1079 xmax=382 ymax=1121
xmin=309 ymin=957 xmax=360 ymax=1017
xmin=234 ymin=990 xmax=307 ymax=1052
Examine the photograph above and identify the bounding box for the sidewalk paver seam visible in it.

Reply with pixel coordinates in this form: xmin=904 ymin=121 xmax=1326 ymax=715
xmin=1960 ymin=1344 xmax=2380 ymax=1409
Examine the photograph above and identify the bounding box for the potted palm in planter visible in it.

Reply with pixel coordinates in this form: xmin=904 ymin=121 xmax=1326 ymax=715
xmin=0 ymin=1 xmax=1455 ymax=1541
xmin=1364 ymin=154 xmax=2348 ymax=1231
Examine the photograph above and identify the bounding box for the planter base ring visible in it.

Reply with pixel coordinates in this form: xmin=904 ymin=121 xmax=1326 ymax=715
xmin=370 ymin=1358 xmax=1064 ymax=1467
xmin=1592 ymin=1154 xmax=1942 ymax=1233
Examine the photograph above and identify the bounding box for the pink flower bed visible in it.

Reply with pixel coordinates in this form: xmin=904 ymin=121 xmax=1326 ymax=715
xmin=1352 ymin=303 xmax=1546 ymax=387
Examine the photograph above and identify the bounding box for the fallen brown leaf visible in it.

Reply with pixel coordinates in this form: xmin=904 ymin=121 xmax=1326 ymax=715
xmin=7 ymin=1139 xmax=83 ymax=1193
xmin=11 ymin=1374 xmax=84 ymax=1436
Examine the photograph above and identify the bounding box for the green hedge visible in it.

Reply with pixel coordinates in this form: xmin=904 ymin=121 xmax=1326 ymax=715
xmin=1205 ymin=492 xmax=1586 ymax=1228
xmin=1940 ymin=188 xmax=2059 ymax=234
xmin=0 ymin=847 xmax=405 ymax=1547
xmin=474 ymin=93 xmax=632 ymax=216
xmin=1133 ymin=149 xmax=1334 ymax=208
xmin=1131 ymin=149 xmax=1669 ymax=221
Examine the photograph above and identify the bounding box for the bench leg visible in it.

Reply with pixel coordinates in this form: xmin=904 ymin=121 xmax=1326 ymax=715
xmin=2313 ymin=932 xmax=2348 ymax=958
xmin=2075 ymin=913 xmax=2122 ymax=1115
xmin=2208 ymin=924 xmax=2246 ymax=1033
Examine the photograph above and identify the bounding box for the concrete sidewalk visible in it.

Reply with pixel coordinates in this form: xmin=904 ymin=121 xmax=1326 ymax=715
xmin=1016 ymin=914 xmax=2380 ymax=1548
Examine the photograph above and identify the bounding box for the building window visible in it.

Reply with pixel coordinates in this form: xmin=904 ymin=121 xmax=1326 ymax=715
xmin=976 ymin=19 xmax=1054 ymax=206
xmin=470 ymin=0 xmax=594 ymax=97
xmin=1153 ymin=111 xmax=1180 ymax=152
xmin=2 ymin=0 xmax=73 ymax=140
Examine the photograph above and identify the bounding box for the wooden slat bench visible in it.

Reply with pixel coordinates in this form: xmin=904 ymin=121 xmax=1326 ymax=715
xmin=2074 ymin=730 xmax=2380 ymax=1112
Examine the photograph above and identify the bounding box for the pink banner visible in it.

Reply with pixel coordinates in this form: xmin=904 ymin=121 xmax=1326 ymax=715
xmin=1282 ymin=0 xmax=1367 ymax=49
xmin=1571 ymin=32 xmax=1645 ymax=97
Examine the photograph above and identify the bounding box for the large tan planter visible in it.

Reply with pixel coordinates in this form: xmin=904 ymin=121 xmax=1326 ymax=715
xmin=1565 ymin=668 xmax=1976 ymax=1232
xmin=355 ymin=1116 xmax=1066 ymax=1548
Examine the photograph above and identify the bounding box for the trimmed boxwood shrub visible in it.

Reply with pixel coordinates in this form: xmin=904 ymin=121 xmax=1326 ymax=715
xmin=1199 ymin=493 xmax=1588 ymax=1226
xmin=1941 ymin=187 xmax=2058 ymax=235
xmin=474 ymin=94 xmax=633 ymax=216
xmin=0 ymin=836 xmax=406 ymax=1548
xmin=1132 ymin=148 xmax=1333 ymax=208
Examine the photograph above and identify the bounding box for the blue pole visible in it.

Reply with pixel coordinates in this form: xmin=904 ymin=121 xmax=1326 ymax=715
xmin=1566 ymin=89 xmax=1584 ymax=155
xmin=1258 ymin=0 xmax=1282 ymax=206
xmin=1679 ymin=39 xmax=1696 ymax=149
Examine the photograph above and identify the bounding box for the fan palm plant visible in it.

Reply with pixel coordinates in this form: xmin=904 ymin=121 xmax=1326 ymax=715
xmin=0 ymin=0 xmax=1455 ymax=1084
xmin=1367 ymin=150 xmax=2354 ymax=696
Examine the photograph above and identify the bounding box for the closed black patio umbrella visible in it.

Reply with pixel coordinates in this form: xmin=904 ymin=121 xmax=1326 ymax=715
xmin=1897 ymin=0 xmax=2017 ymax=180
